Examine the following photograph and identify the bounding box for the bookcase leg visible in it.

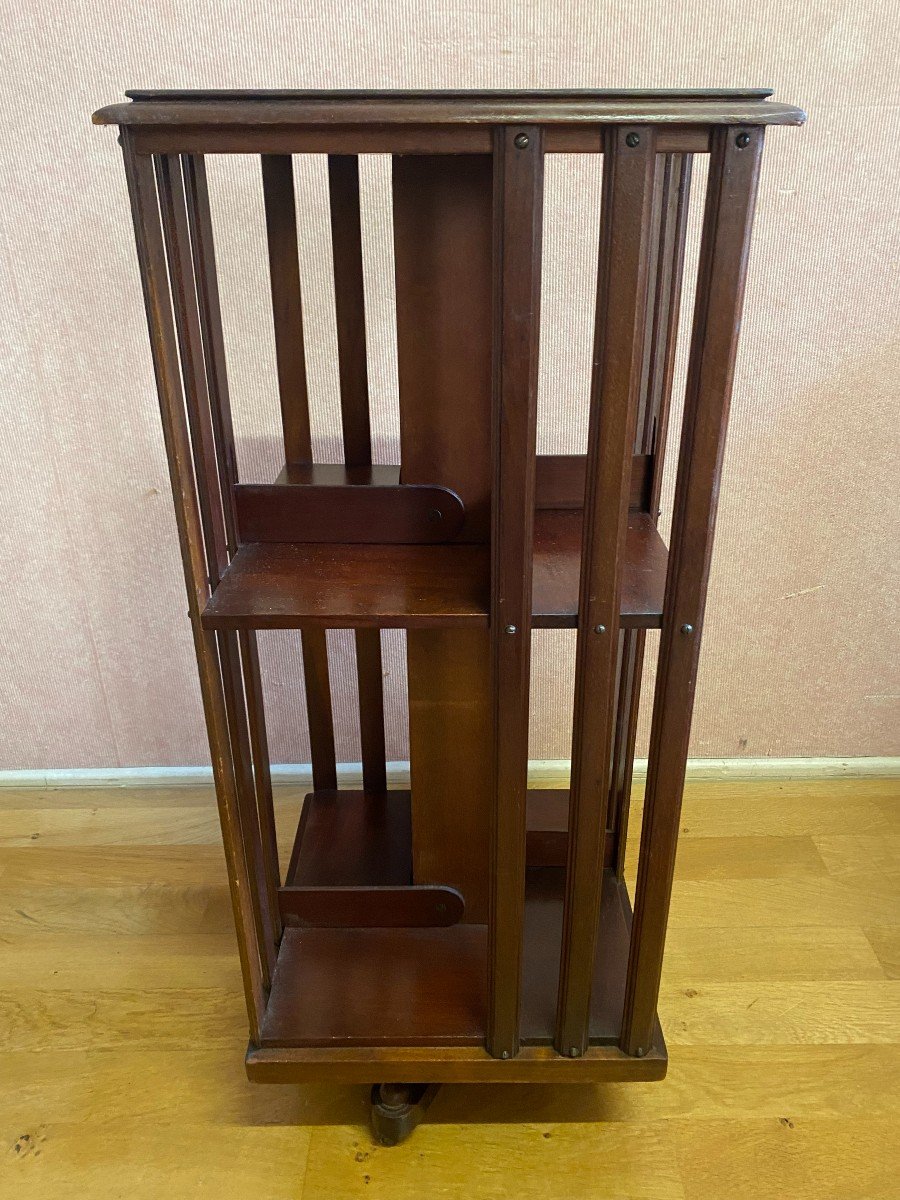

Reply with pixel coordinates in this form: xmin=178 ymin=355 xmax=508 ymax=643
xmin=369 ymin=1083 xmax=441 ymax=1146
xmin=621 ymin=127 xmax=765 ymax=1057
xmin=555 ymin=126 xmax=658 ymax=1058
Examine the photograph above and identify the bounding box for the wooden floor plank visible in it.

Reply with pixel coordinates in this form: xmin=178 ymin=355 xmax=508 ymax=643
xmin=865 ymin=925 xmax=900 ymax=978
xmin=0 ymin=884 xmax=233 ymax=936
xmin=659 ymin=980 xmax=900 ymax=1044
xmin=3 ymin=1122 xmax=312 ymax=1200
xmin=0 ymin=801 xmax=299 ymax=847
xmin=0 ymin=1047 xmax=355 ymax=1127
xmin=812 ymin=832 xmax=900 ymax=879
xmin=0 ymin=987 xmax=247 ymax=1051
xmin=673 ymin=1117 xmax=898 ymax=1199
xmin=0 ymin=845 xmax=231 ymax=887
xmin=427 ymin=1044 xmax=900 ymax=1123
xmin=668 ymin=876 xmax=900 ymax=927
xmin=661 ymin=925 xmax=884 ymax=982
xmin=667 ymin=834 xmax=827 ymax=880
xmin=0 ymin=934 xmax=240 ymax=990
xmin=301 ymin=1120 xmax=685 ymax=1199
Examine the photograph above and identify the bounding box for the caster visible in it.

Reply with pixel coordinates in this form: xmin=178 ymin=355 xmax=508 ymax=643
xmin=369 ymin=1082 xmax=441 ymax=1145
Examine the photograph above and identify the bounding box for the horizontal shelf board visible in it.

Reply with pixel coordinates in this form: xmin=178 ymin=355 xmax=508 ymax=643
xmin=260 ymin=868 xmax=630 ymax=1048
xmin=201 ymin=511 xmax=667 ymax=630
xmin=202 ymin=541 xmax=487 ymax=629
xmin=533 ymin=510 xmax=666 ymax=629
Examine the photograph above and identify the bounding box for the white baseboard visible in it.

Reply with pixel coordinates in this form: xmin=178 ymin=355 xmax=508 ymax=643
xmin=0 ymin=757 xmax=896 ymax=789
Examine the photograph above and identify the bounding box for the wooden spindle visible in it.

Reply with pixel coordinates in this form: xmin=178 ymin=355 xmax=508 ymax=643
xmin=609 ymin=152 xmax=693 ymax=876
xmin=156 ymin=154 xmax=277 ymax=982
xmin=328 ymin=153 xmax=387 ymax=793
xmin=260 ymin=153 xmax=337 ymax=791
xmin=183 ymin=155 xmax=282 ymax=937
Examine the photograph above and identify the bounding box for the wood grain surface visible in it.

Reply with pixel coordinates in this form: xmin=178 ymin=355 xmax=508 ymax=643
xmin=1 ymin=775 xmax=896 ymax=1197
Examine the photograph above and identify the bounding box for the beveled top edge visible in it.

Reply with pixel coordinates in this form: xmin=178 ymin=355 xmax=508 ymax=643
xmin=122 ymin=88 xmax=776 ymax=102
xmin=93 ymin=91 xmax=807 ymax=129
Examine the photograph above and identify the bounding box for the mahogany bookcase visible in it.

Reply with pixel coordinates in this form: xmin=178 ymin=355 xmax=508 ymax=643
xmin=94 ymin=89 xmax=804 ymax=1143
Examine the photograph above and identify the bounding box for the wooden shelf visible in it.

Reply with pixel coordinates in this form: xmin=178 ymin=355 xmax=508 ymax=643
xmin=201 ymin=510 xmax=667 ymax=630
xmin=261 ymin=789 xmax=641 ymax=1049
xmin=533 ymin=510 xmax=667 ymax=629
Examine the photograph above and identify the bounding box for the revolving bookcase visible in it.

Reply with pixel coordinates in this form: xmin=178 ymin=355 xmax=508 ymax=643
xmin=94 ymin=89 xmax=804 ymax=1143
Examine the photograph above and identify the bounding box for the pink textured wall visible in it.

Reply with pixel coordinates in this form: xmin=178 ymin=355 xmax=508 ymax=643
xmin=1 ymin=2 xmax=897 ymax=769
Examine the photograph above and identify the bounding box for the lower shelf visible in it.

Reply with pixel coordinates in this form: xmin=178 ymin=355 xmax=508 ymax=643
xmin=259 ymin=789 xmax=648 ymax=1055
xmin=261 ymin=869 xmax=632 ymax=1048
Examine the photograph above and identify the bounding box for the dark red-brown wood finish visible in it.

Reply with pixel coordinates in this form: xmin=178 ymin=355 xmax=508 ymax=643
xmin=555 ymin=125 xmax=657 ymax=1058
xmin=96 ymin=89 xmax=804 ymax=1128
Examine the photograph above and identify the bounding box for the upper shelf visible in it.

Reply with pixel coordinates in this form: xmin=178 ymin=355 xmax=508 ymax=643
xmin=93 ymin=88 xmax=806 ymax=129
xmin=200 ymin=509 xmax=667 ymax=631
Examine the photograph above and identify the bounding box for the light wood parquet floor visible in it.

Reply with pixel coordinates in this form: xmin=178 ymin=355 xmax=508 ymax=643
xmin=1 ymin=776 xmax=898 ymax=1198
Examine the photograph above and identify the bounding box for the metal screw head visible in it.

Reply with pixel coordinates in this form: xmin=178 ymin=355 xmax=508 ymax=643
xmin=426 ymin=507 xmax=442 ymax=523
xmin=736 ymin=132 xmax=751 ymax=148
xmin=680 ymin=623 xmax=694 ymax=635
xmin=501 ymin=1050 xmax=510 ymax=1059
xmin=569 ymin=1046 xmax=580 ymax=1058
xmin=505 ymin=624 xmax=517 ymax=635
xmin=514 ymin=132 xmax=530 ymax=148
xmin=635 ymin=1046 xmax=646 ymax=1058
xmin=594 ymin=624 xmax=607 ymax=635
xmin=625 ymin=132 xmax=640 ymax=147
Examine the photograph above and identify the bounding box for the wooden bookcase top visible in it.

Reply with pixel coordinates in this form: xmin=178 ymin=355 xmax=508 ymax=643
xmin=93 ymin=87 xmax=806 ymax=128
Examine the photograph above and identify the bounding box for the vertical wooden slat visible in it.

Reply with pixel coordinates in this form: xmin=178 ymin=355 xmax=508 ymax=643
xmin=609 ymin=626 xmax=642 ymax=874
xmin=183 ymin=154 xmax=282 ymax=939
xmin=609 ymin=152 xmax=693 ymax=876
xmin=121 ymin=136 xmax=265 ymax=1041
xmin=260 ymin=153 xmax=337 ymax=791
xmin=239 ymin=629 xmax=279 ymax=918
xmin=644 ymin=154 xmax=694 ymax=502
xmin=328 ymin=153 xmax=373 ymax=466
xmin=215 ymin=635 xmax=276 ymax=983
xmin=354 ymin=626 xmax=387 ymax=791
xmin=394 ymin=154 xmax=495 ymax=922
xmin=621 ymin=127 xmax=765 ymax=1058
xmin=154 ymin=155 xmax=228 ymax=581
xmin=260 ymin=154 xmax=313 ymax=465
xmin=301 ymin=628 xmax=337 ymax=791
xmin=488 ymin=126 xmax=544 ymax=1059
xmin=555 ymin=126 xmax=657 ymax=1058
xmin=182 ymin=156 xmax=240 ymax=549
xmin=328 ymin=153 xmax=386 ymax=793
xmin=156 ymin=155 xmax=276 ymax=984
